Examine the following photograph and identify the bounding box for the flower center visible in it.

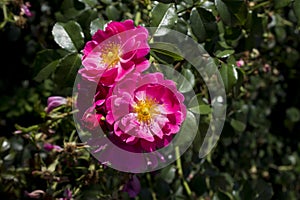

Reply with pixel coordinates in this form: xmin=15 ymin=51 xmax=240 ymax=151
xmin=100 ymin=42 xmax=120 ymax=68
xmin=134 ymin=97 xmax=159 ymax=124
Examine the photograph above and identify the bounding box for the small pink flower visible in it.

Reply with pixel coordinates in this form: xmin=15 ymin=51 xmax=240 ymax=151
xmin=20 ymin=2 xmax=32 ymax=17
xmin=105 ymin=72 xmax=186 ymax=152
xmin=123 ymin=175 xmax=141 ymax=198
xmin=236 ymin=59 xmax=245 ymax=67
xmin=263 ymin=64 xmax=271 ymax=72
xmin=44 ymin=143 xmax=63 ymax=152
xmin=79 ymin=19 xmax=150 ymax=85
xmin=46 ymin=96 xmax=67 ymax=113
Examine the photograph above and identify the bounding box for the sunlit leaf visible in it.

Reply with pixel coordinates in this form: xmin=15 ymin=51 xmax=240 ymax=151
xmin=52 ymin=21 xmax=84 ymax=52
xmin=90 ymin=18 xmax=106 ymax=36
xmin=179 ymin=68 xmax=195 ymax=93
xmin=188 ymin=94 xmax=211 ymax=115
xmin=215 ymin=49 xmax=235 ymax=58
xmin=219 ymin=63 xmax=238 ymax=92
xmin=151 ymin=3 xmax=177 ymax=36
xmin=150 ymin=42 xmax=183 ymax=61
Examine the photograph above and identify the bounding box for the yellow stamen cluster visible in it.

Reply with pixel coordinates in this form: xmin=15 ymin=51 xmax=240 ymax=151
xmin=134 ymin=97 xmax=159 ymax=124
xmin=100 ymin=42 xmax=120 ymax=68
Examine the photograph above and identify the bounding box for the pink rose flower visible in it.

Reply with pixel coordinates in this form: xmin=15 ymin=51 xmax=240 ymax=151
xmin=79 ymin=19 xmax=150 ymax=85
xmin=105 ymin=72 xmax=186 ymax=152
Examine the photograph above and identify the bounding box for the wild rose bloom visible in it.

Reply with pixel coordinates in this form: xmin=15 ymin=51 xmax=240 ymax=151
xmin=79 ymin=19 xmax=150 ymax=85
xmin=123 ymin=175 xmax=141 ymax=198
xmin=106 ymin=72 xmax=186 ymax=152
xmin=46 ymin=96 xmax=67 ymax=113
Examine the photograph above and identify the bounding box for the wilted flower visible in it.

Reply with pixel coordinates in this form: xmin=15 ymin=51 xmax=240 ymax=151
xmin=79 ymin=19 xmax=150 ymax=85
xmin=106 ymin=72 xmax=186 ymax=152
xmin=46 ymin=96 xmax=67 ymax=113
xmin=123 ymin=175 xmax=141 ymax=198
xmin=20 ymin=2 xmax=32 ymax=17
xmin=44 ymin=143 xmax=63 ymax=152
xmin=25 ymin=190 xmax=45 ymax=199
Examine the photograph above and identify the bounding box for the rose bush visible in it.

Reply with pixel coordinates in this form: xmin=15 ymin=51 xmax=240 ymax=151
xmin=1 ymin=0 xmax=300 ymax=199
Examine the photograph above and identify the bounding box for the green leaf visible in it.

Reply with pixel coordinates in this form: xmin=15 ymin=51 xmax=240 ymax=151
xmin=0 ymin=137 xmax=10 ymax=153
xmin=160 ymin=165 xmax=176 ymax=184
xmin=179 ymin=68 xmax=195 ymax=93
xmin=215 ymin=0 xmax=232 ymax=25
xmin=227 ymin=1 xmax=248 ymax=25
xmin=190 ymin=8 xmax=206 ymax=42
xmin=293 ymin=0 xmax=300 ymax=25
xmin=274 ymin=0 xmax=291 ymax=9
xmin=211 ymin=173 xmax=234 ymax=192
xmin=78 ymin=0 xmax=98 ymax=7
xmin=4 ymin=151 xmax=16 ymax=162
xmin=47 ymin=158 xmax=59 ymax=173
xmin=274 ymin=26 xmax=287 ymax=43
xmin=219 ymin=63 xmax=238 ymax=92
xmin=230 ymin=119 xmax=246 ymax=132
xmin=188 ymin=94 xmax=211 ymax=115
xmin=52 ymin=21 xmax=84 ymax=52
xmin=215 ymin=49 xmax=235 ymax=58
xmin=190 ymin=7 xmax=217 ymax=42
xmin=105 ymin=5 xmax=121 ymax=21
xmin=100 ymin=0 xmax=112 ymax=4
xmin=286 ymin=107 xmax=300 ymax=122
xmin=33 ymin=49 xmax=67 ymax=76
xmin=150 ymin=42 xmax=183 ymax=61
xmin=150 ymin=3 xmax=177 ymax=35
xmin=76 ymin=9 xmax=98 ymax=37
xmin=174 ymin=111 xmax=198 ymax=146
xmin=59 ymin=0 xmax=84 ymax=20
xmin=34 ymin=60 xmax=60 ymax=82
xmin=216 ymin=0 xmax=248 ymax=26
xmin=240 ymin=179 xmax=274 ymax=200
xmin=90 ymin=18 xmax=106 ymax=36
xmin=14 ymin=124 xmax=39 ymax=133
xmin=54 ymin=53 xmax=82 ymax=88
xmin=155 ymin=0 xmax=174 ymax=3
